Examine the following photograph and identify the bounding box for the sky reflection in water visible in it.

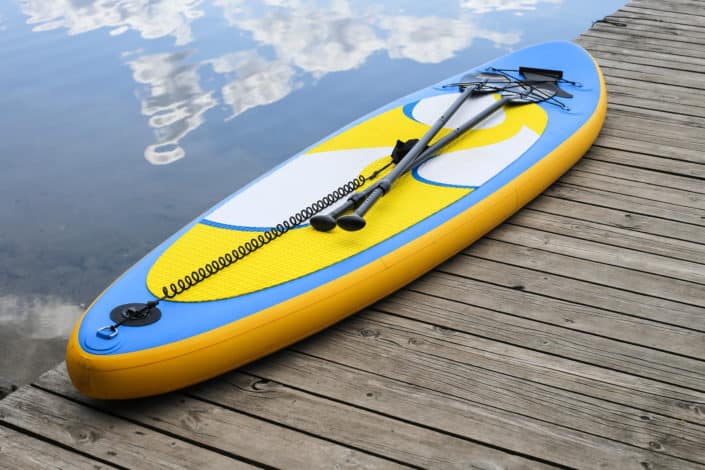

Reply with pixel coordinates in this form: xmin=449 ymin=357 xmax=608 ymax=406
xmin=0 ymin=0 xmax=625 ymax=387
xmin=21 ymin=0 xmax=526 ymax=164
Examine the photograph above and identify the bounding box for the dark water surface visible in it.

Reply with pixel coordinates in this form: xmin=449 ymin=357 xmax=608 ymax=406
xmin=0 ymin=0 xmax=625 ymax=391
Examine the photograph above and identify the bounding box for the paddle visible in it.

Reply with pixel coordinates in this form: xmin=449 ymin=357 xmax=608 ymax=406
xmin=311 ymin=68 xmax=569 ymax=232
xmin=309 ymin=83 xmax=478 ymax=232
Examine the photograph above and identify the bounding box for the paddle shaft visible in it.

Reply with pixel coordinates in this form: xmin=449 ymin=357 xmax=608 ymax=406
xmin=317 ymin=85 xmax=475 ymax=231
xmin=405 ymin=95 xmax=512 ymax=171
xmin=352 ymin=94 xmax=511 ymax=219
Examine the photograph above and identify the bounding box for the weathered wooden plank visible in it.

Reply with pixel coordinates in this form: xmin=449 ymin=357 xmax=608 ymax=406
xmin=582 ymin=24 xmax=705 ymax=51
xmin=586 ymin=146 xmax=705 ymax=180
xmin=486 ymin=222 xmax=705 ymax=290
xmin=626 ymin=2 xmax=705 ymax=18
xmin=605 ymin=83 xmax=705 ymax=114
xmin=609 ymin=11 xmax=705 ymax=34
xmin=33 ymin=367 xmax=400 ymax=470
xmin=604 ymin=107 xmax=705 ymax=140
xmin=638 ymin=0 xmax=705 ymax=9
xmin=512 ymin=207 xmax=705 ymax=264
xmin=594 ymin=132 xmax=704 ymax=165
xmin=600 ymin=64 xmax=705 ymax=95
xmin=287 ymin=313 xmax=705 ymax=467
xmin=569 ymin=163 xmax=705 ymax=208
xmin=599 ymin=124 xmax=705 ymax=159
xmin=413 ymin=266 xmax=705 ymax=368
xmin=608 ymin=102 xmax=705 ymax=132
xmin=0 ymin=386 xmax=252 ymax=469
xmin=575 ymin=157 xmax=705 ymax=195
xmin=0 ymin=424 xmax=115 ymax=470
xmin=249 ymin=346 xmax=700 ymax=470
xmin=579 ymin=154 xmax=705 ymax=190
xmin=376 ymin=290 xmax=705 ymax=421
xmin=467 ymin=238 xmax=705 ymax=329
xmin=598 ymin=133 xmax=705 ymax=165
xmin=608 ymin=84 xmax=705 ymax=113
xmin=545 ymin=182 xmax=705 ymax=229
xmin=592 ymin=22 xmax=705 ymax=47
xmin=609 ymin=14 xmax=705 ymax=35
xmin=197 ymin=378 xmax=551 ymax=470
xmin=577 ymin=39 xmax=705 ymax=73
xmin=606 ymin=86 xmax=705 ymax=120
xmin=528 ymin=195 xmax=705 ymax=246
xmin=464 ymin=238 xmax=705 ymax=326
xmin=599 ymin=124 xmax=705 ymax=154
xmin=192 ymin=374 xmax=553 ymax=470
xmin=608 ymin=93 xmax=705 ymax=121
xmin=36 ymin=365 xmax=519 ymax=470
xmin=612 ymin=16 xmax=705 ymax=34
xmin=591 ymin=26 xmax=705 ymax=51
xmin=629 ymin=0 xmax=705 ymax=18
xmin=601 ymin=127 xmax=705 ymax=158
xmin=561 ymin=170 xmax=705 ymax=213
xmin=579 ymin=31 xmax=705 ymax=60
xmin=596 ymin=65 xmax=705 ymax=93
xmin=446 ymin=251 xmax=705 ymax=343
xmin=622 ymin=2 xmax=705 ymax=20
xmin=485 ymin=221 xmax=699 ymax=304
xmin=606 ymin=13 xmax=705 ymax=37
xmin=584 ymin=26 xmax=705 ymax=51
xmin=480 ymin=230 xmax=704 ymax=322
xmin=598 ymin=54 xmax=705 ymax=83
xmin=607 ymin=90 xmax=705 ymax=120
xmin=583 ymin=149 xmax=705 ymax=182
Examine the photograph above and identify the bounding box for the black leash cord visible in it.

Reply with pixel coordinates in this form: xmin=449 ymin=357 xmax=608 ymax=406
xmin=161 ymin=174 xmax=368 ymax=299
xmin=101 ymin=166 xmax=384 ymax=335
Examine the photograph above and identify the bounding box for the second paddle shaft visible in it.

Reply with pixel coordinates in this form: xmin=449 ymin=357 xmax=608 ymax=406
xmin=404 ymin=95 xmax=511 ymax=172
xmin=344 ymin=95 xmax=511 ymax=228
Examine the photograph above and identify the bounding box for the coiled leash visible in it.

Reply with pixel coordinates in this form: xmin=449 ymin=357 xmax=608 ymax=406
xmin=97 ymin=163 xmax=386 ymax=338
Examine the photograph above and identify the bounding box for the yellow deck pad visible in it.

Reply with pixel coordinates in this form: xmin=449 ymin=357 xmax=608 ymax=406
xmin=147 ymin=96 xmax=547 ymax=302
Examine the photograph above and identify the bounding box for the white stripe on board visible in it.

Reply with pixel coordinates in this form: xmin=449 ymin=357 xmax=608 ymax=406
xmin=415 ymin=126 xmax=539 ymax=187
xmin=206 ymin=147 xmax=392 ymax=228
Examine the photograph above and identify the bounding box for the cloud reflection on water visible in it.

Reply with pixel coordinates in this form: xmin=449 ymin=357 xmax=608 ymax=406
xmin=0 ymin=295 xmax=83 ymax=339
xmin=461 ymin=0 xmax=561 ymax=14
xmin=20 ymin=0 xmax=204 ymax=45
xmin=129 ymin=51 xmax=217 ymax=164
xmin=207 ymin=51 xmax=301 ymax=121
xmin=20 ymin=0 xmax=548 ymax=163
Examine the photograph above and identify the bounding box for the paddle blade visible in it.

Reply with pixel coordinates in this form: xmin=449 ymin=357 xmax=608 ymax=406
xmin=519 ymin=67 xmax=573 ymax=98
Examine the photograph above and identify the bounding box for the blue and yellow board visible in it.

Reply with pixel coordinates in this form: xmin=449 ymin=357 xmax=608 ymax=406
xmin=67 ymin=41 xmax=607 ymax=399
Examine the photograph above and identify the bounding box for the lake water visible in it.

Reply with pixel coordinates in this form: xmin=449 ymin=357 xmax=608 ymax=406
xmin=0 ymin=0 xmax=626 ymax=392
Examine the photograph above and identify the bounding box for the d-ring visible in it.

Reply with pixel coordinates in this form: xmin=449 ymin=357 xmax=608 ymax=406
xmin=97 ymin=325 xmax=119 ymax=339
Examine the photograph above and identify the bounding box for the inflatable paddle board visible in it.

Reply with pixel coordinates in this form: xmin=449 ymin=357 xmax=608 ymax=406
xmin=67 ymin=41 xmax=606 ymax=399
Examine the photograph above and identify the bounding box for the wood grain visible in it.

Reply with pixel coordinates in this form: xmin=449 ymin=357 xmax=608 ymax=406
xmin=286 ymin=313 xmax=705 ymax=468
xmin=0 ymin=424 xmax=115 ymax=470
xmin=0 ymin=386 xmax=253 ymax=469
xmin=33 ymin=366 xmax=402 ymax=470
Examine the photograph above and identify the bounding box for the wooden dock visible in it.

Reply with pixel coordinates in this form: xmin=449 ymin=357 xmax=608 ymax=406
xmin=2 ymin=0 xmax=704 ymax=468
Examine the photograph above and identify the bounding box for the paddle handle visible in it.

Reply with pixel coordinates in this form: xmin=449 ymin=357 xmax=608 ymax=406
xmin=310 ymin=189 xmax=371 ymax=231
xmin=338 ymin=95 xmax=511 ymax=231
xmin=336 ymin=185 xmax=385 ymax=231
xmin=335 ymin=87 xmax=477 ymax=231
